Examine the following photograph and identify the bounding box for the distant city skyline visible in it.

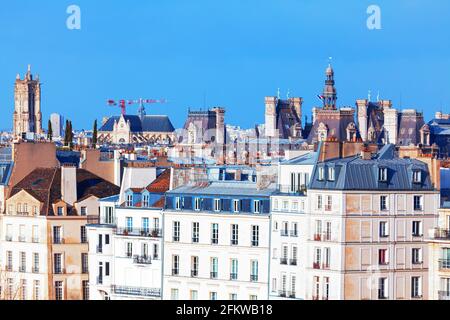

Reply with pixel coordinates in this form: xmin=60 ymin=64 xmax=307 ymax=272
xmin=0 ymin=0 xmax=449 ymax=131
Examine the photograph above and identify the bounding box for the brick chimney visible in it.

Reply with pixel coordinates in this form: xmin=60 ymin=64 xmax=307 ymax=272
xmin=360 ymin=146 xmax=372 ymax=160
xmin=61 ymin=165 xmax=77 ymax=206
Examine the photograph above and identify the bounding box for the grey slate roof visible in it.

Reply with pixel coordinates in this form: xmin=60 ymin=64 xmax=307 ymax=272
xmin=0 ymin=162 xmax=13 ymax=185
xmin=167 ymin=181 xmax=276 ymax=197
xmin=309 ymin=144 xmax=434 ymax=191
xmin=281 ymin=151 xmax=319 ymax=165
xmin=99 ymin=115 xmax=175 ymax=133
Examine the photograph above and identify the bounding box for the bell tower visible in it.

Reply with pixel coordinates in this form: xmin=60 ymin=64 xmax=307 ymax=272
xmin=322 ymin=63 xmax=337 ymax=110
xmin=13 ymin=65 xmax=42 ymax=138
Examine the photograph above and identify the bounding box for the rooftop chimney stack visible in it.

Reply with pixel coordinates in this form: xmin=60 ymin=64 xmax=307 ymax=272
xmin=61 ymin=165 xmax=77 ymax=206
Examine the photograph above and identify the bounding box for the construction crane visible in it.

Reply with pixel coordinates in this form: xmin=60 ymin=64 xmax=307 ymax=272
xmin=107 ymin=98 xmax=167 ymax=117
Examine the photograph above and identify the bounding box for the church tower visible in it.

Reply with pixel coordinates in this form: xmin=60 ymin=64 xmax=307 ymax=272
xmin=13 ymin=65 xmax=43 ymax=138
xmin=322 ymin=64 xmax=337 ymax=110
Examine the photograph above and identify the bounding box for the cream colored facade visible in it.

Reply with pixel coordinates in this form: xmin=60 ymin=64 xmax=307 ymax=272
xmin=306 ymin=189 xmax=439 ymax=300
xmin=428 ymin=206 xmax=450 ymax=300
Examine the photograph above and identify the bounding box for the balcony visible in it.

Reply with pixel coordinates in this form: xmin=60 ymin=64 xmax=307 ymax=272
xmin=192 ymin=237 xmax=199 ymax=243
xmin=277 ymin=184 xmax=307 ymax=196
xmin=96 ymin=246 xmax=103 ymax=254
xmin=439 ymin=259 xmax=450 ymax=270
xmin=433 ymin=228 xmax=450 ymax=240
xmin=288 ymin=291 xmax=296 ymax=299
xmin=313 ymin=262 xmax=321 ymax=269
xmin=133 ymin=255 xmax=152 ymax=265
xmin=82 ymin=268 xmax=89 ymax=274
xmin=378 ymin=290 xmax=388 ymax=300
xmin=32 ymin=237 xmax=40 ymax=243
xmin=191 ymin=270 xmax=198 ymax=277
xmin=116 ymin=228 xmax=162 ymax=238
xmin=313 ymin=234 xmax=322 ymax=241
xmin=278 ymin=290 xmax=287 ymax=298
xmin=19 ymin=266 xmax=26 ymax=273
xmin=19 ymin=236 xmax=26 ymax=242
xmin=289 ymin=259 xmax=297 ymax=266
xmin=81 ymin=237 xmax=88 ymax=244
xmin=6 ymin=265 xmax=12 ymax=272
xmin=438 ymin=291 xmax=450 ymax=300
xmin=211 ymin=238 xmax=218 ymax=245
xmin=54 ymin=268 xmax=65 ymax=275
xmin=280 ymin=258 xmax=288 ymax=265
xmin=32 ymin=267 xmax=39 ymax=274
xmin=290 ymin=230 xmax=298 ymax=237
xmin=210 ymin=272 xmax=218 ymax=279
xmin=87 ymin=215 xmax=99 ymax=224
xmin=112 ymin=285 xmax=161 ymax=298
xmin=322 ymin=232 xmax=332 ymax=242
xmin=280 ymin=230 xmax=289 ymax=237
xmin=173 ymin=236 xmax=180 ymax=242
xmin=172 ymin=269 xmax=179 ymax=276
xmin=250 ymin=275 xmax=258 ymax=282
xmin=325 ymin=205 xmax=332 ymax=211
xmin=230 ymin=273 xmax=237 ymax=280
xmin=322 ymin=263 xmax=330 ymax=270
xmin=251 ymin=241 xmax=259 ymax=247
xmin=5 ymin=235 xmax=12 ymax=242
xmin=230 ymin=240 xmax=238 ymax=246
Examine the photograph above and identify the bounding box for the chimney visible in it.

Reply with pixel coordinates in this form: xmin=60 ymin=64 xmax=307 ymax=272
xmin=360 ymin=146 xmax=372 ymax=160
xmin=61 ymin=165 xmax=77 ymax=206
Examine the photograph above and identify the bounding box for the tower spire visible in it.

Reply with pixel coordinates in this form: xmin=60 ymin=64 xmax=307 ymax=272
xmin=322 ymin=62 xmax=337 ymax=110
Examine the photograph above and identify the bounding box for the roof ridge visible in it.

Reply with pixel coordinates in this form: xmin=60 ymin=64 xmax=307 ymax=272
xmin=46 ymin=167 xmax=58 ymax=216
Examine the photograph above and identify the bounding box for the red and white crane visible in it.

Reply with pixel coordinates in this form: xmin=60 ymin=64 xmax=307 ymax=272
xmin=107 ymin=98 xmax=167 ymax=117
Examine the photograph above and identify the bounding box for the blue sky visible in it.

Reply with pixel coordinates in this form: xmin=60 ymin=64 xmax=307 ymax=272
xmin=0 ymin=0 xmax=449 ymax=130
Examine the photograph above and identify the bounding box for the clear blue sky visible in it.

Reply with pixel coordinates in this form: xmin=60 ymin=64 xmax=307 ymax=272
xmin=0 ymin=0 xmax=449 ymax=130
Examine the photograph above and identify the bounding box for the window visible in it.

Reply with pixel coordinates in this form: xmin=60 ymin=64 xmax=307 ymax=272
xmin=53 ymin=226 xmax=62 ymax=244
xmin=214 ymin=199 xmax=222 ymax=212
xmin=21 ymin=279 xmax=27 ymax=300
xmin=412 ymin=221 xmax=423 ymax=237
xmin=210 ymin=292 xmax=217 ymax=300
xmin=142 ymin=217 xmax=149 ymax=233
xmin=233 ymin=199 xmax=240 ymax=213
xmin=251 ymin=225 xmax=259 ymax=247
xmin=171 ymin=288 xmax=179 ymax=300
xmin=19 ymin=252 xmax=26 ymax=273
xmin=414 ymin=196 xmax=423 ymax=211
xmin=105 ymin=206 xmax=114 ymax=224
xmin=173 ymin=221 xmax=180 ymax=242
xmin=411 ymin=277 xmax=422 ymax=298
xmin=142 ymin=195 xmax=149 ymax=207
xmin=33 ymin=253 xmax=39 ymax=273
xmin=380 ymin=196 xmax=388 ymax=211
xmin=6 ymin=251 xmax=12 ymax=271
xmin=314 ymin=248 xmax=321 ymax=268
xmin=282 ymin=201 xmax=289 ymax=211
xmin=230 ymin=259 xmax=238 ymax=280
xmin=55 ymin=281 xmax=63 ymax=300
xmin=175 ymin=197 xmax=182 ymax=210
xmin=82 ymin=280 xmax=89 ymax=300
xmin=249 ymin=295 xmax=258 ymax=300
xmin=378 ymin=278 xmax=388 ymax=299
xmin=172 ymin=255 xmax=179 ymax=275
xmin=379 ymin=221 xmax=388 ymax=238
xmin=254 ymin=200 xmax=261 ymax=214
xmin=191 ymin=256 xmax=199 ymax=277
xmin=194 ymin=198 xmax=201 ymax=211
xmin=323 ymin=277 xmax=330 ymax=300
xmin=32 ymin=225 xmax=39 ymax=243
xmin=211 ymin=257 xmax=218 ymax=279
xmin=231 ymin=224 xmax=238 ymax=245
xmin=317 ymin=195 xmax=323 ymax=210
xmin=318 ymin=167 xmax=325 ymax=181
xmin=290 ymin=275 xmax=296 ymax=297
xmin=105 ymin=234 xmax=110 ymax=245
xmin=57 ymin=207 xmax=64 ymax=216
xmin=413 ymin=170 xmax=422 ymax=183
xmin=313 ymin=277 xmax=320 ymax=300
xmin=19 ymin=225 xmax=25 ymax=241
xmin=291 ymin=222 xmax=298 ymax=237
xmin=54 ymin=253 xmax=63 ymax=274
xmin=126 ymin=194 xmax=133 ymax=207
xmin=291 ymin=246 xmax=298 ymax=265
xmin=324 ymin=221 xmax=331 ymax=241
xmin=230 ymin=293 xmax=237 ymax=300
xmin=328 ymin=167 xmax=335 ymax=181
xmin=153 ymin=244 xmax=159 ymax=259
xmin=282 ymin=245 xmax=288 ymax=264
xmin=33 ymin=280 xmax=40 ymax=300
xmin=80 ymin=226 xmax=87 ymax=243
xmin=211 ymin=223 xmax=219 ymax=244
xmin=272 ymin=278 xmax=277 ymax=293
xmin=122 ymin=242 xmax=131 ymax=257
xmin=323 ymin=247 xmax=330 ymax=269
xmin=82 ymin=253 xmax=88 ymax=274
xmin=80 ymin=207 xmax=87 ymax=216
xmin=192 ymin=222 xmax=199 ymax=243
xmin=250 ymin=260 xmax=258 ymax=282
xmin=325 ymin=195 xmax=332 ymax=211
xmin=190 ymin=290 xmax=198 ymax=300
xmin=273 ymin=199 xmax=279 ymax=211
xmin=379 ymin=249 xmax=388 ymax=265
xmin=412 ymin=248 xmax=422 ymax=264
xmin=378 ymin=167 xmax=387 ymax=182
xmin=315 ymin=220 xmax=322 ymax=240
xmin=126 ymin=217 xmax=133 ymax=232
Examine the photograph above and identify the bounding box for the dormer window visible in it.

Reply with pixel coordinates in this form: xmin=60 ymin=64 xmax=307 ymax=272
xmin=194 ymin=198 xmax=201 ymax=211
xmin=57 ymin=207 xmax=64 ymax=216
xmin=175 ymin=197 xmax=182 ymax=210
xmin=142 ymin=194 xmax=149 ymax=207
xmin=318 ymin=167 xmax=325 ymax=181
xmin=328 ymin=167 xmax=335 ymax=182
xmin=214 ymin=199 xmax=222 ymax=212
xmin=126 ymin=194 xmax=133 ymax=207
xmin=378 ymin=167 xmax=387 ymax=182
xmin=413 ymin=170 xmax=422 ymax=184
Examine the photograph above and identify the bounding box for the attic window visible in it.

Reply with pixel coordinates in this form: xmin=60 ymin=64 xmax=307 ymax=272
xmin=126 ymin=194 xmax=133 ymax=207
xmin=318 ymin=167 xmax=325 ymax=181
xmin=328 ymin=167 xmax=335 ymax=182
xmin=413 ymin=170 xmax=422 ymax=184
xmin=378 ymin=167 xmax=387 ymax=182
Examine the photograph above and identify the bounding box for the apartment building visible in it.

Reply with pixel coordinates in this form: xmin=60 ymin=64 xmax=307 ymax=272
xmin=428 ymin=203 xmax=450 ymax=300
xmin=307 ymin=144 xmax=439 ymax=300
xmin=87 ymin=169 xmax=170 ymax=300
xmin=269 ymin=151 xmax=318 ymax=300
xmin=0 ymin=166 xmax=119 ymax=300
xmin=163 ymin=169 xmax=275 ymax=300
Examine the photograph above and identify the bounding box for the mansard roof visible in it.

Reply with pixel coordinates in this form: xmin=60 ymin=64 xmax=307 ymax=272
xmin=99 ymin=115 xmax=175 ymax=133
